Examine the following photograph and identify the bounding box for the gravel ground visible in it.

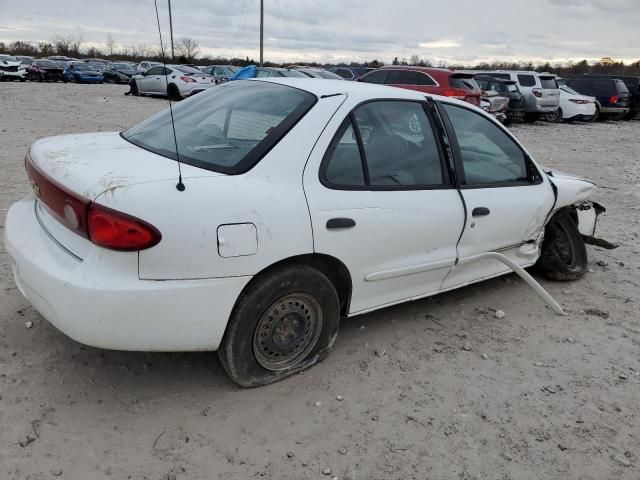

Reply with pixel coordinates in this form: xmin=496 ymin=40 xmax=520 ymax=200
xmin=0 ymin=83 xmax=639 ymax=480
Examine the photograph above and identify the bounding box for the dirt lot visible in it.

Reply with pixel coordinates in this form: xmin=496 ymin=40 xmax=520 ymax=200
xmin=0 ymin=82 xmax=638 ymax=480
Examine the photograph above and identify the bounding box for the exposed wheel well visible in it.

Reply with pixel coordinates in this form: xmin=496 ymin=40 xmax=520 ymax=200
xmin=237 ymin=254 xmax=352 ymax=317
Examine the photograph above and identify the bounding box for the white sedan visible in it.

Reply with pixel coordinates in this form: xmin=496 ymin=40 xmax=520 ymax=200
xmin=130 ymin=64 xmax=215 ymax=100
xmin=547 ymin=85 xmax=598 ymax=122
xmin=6 ymin=79 xmax=608 ymax=387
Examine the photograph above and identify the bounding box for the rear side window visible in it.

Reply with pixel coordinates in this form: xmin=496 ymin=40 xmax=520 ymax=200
xmin=335 ymin=68 xmax=354 ymax=79
xmin=358 ymin=70 xmax=390 ymax=84
xmin=442 ymin=103 xmax=529 ymax=186
xmin=540 ymin=77 xmax=558 ymax=89
xmin=387 ymin=70 xmax=437 ymax=86
xmin=517 ymin=75 xmax=536 ymax=87
xmin=123 ymin=81 xmax=317 ymax=174
xmin=322 ymin=101 xmax=446 ymax=189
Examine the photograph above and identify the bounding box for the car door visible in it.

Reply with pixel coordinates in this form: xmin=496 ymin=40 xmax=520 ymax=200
xmin=141 ymin=66 xmax=164 ymax=93
xmin=437 ymin=101 xmax=555 ymax=289
xmin=304 ymin=99 xmax=465 ymax=314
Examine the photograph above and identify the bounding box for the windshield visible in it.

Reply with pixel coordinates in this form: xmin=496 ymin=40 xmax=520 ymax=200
xmin=0 ymin=55 xmax=18 ymax=62
xmin=175 ymin=65 xmax=203 ymax=74
xmin=450 ymin=76 xmax=480 ymax=90
xmin=123 ymin=81 xmax=317 ymax=174
xmin=278 ymin=69 xmax=308 ymax=78
xmin=113 ymin=63 xmax=136 ymax=72
xmin=540 ymin=77 xmax=558 ymax=89
xmin=72 ymin=63 xmax=91 ymax=71
xmin=36 ymin=60 xmax=59 ymax=68
xmin=506 ymin=83 xmax=519 ymax=93
xmin=561 ymin=86 xmax=580 ymax=95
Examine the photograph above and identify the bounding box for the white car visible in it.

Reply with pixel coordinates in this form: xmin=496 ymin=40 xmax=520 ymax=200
xmin=546 ymin=86 xmax=598 ymax=122
xmin=136 ymin=61 xmax=163 ymax=74
xmin=0 ymin=54 xmax=27 ymax=81
xmin=130 ymin=64 xmax=215 ymax=100
xmin=6 ymin=79 xmax=608 ymax=387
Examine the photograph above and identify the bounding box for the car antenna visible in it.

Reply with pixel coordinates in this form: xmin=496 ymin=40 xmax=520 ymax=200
xmin=154 ymin=0 xmax=186 ymax=192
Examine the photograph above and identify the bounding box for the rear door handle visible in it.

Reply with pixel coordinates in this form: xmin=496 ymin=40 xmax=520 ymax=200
xmin=472 ymin=207 xmax=491 ymax=217
xmin=326 ymin=218 xmax=356 ymax=229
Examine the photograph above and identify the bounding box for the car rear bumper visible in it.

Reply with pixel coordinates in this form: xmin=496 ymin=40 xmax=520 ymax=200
xmin=179 ymin=82 xmax=214 ymax=96
xmin=600 ymin=106 xmax=630 ymax=114
xmin=5 ymin=196 xmax=250 ymax=352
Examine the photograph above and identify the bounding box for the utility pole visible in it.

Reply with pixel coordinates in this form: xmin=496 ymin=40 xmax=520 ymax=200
xmin=259 ymin=0 xmax=264 ymax=66
xmin=168 ymin=0 xmax=175 ymax=61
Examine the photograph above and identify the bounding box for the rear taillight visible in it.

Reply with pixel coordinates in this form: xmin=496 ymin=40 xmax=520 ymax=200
xmin=442 ymin=89 xmax=468 ymax=100
xmin=180 ymin=76 xmax=197 ymax=83
xmin=26 ymin=152 xmax=91 ymax=237
xmin=532 ymin=89 xmax=542 ymax=98
xmin=609 ymin=95 xmax=619 ymax=104
xmin=569 ymin=99 xmax=590 ymax=104
xmin=88 ymin=203 xmax=161 ymax=251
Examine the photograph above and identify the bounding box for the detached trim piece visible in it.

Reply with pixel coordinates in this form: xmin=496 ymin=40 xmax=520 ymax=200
xmin=457 ymin=251 xmax=565 ymax=315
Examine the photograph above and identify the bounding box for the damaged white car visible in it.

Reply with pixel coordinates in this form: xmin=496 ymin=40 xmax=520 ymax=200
xmin=0 ymin=54 xmax=27 ymax=81
xmin=5 ymin=79 xmax=611 ymax=387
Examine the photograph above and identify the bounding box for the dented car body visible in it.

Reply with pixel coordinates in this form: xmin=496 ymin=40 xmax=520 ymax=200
xmin=5 ymin=79 xmax=609 ymax=386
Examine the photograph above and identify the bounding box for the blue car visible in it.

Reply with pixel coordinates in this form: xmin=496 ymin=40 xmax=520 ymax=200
xmin=64 ymin=62 xmax=104 ymax=84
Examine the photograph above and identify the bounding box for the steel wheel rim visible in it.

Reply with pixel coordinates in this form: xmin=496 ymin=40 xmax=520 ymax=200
xmin=252 ymin=293 xmax=323 ymax=371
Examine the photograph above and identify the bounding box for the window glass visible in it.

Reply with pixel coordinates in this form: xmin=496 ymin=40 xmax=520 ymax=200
xmin=387 ymin=70 xmax=436 ymax=86
xmin=539 ymin=77 xmax=558 ymax=89
xmin=443 ymin=103 xmax=528 ymax=185
xmin=335 ymin=68 xmax=353 ymax=79
xmin=450 ymin=77 xmax=479 ymax=90
xmin=355 ymin=102 xmax=444 ymax=186
xmin=323 ymin=122 xmax=365 ymax=187
xmin=517 ymin=74 xmax=536 ymax=87
xmin=255 ymin=69 xmax=272 ymax=77
xmin=358 ymin=70 xmax=390 ymax=85
xmin=146 ymin=66 xmax=163 ymax=75
xmin=123 ymin=81 xmax=316 ymax=173
xmin=488 ymin=73 xmax=511 ymax=80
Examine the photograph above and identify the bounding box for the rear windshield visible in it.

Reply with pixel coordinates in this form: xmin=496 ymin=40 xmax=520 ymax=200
xmin=175 ymin=65 xmax=203 ymax=74
xmin=540 ymin=77 xmax=558 ymax=89
xmin=517 ymin=74 xmax=536 ymax=87
xmin=122 ymin=81 xmax=317 ymax=174
xmin=450 ymin=76 xmax=479 ymax=90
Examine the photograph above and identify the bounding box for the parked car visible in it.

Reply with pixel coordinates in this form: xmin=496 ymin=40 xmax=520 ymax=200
xmin=103 ymin=62 xmax=138 ymax=83
xmin=357 ymin=66 xmax=482 ymax=107
xmin=569 ymin=74 xmax=639 ymax=119
xmin=47 ymin=55 xmax=77 ymax=63
xmin=467 ymin=71 xmax=560 ymax=121
xmin=0 ymin=54 xmax=27 ymax=81
xmin=254 ymin=67 xmax=308 ymax=78
xmin=294 ymin=68 xmax=345 ymax=80
xmin=83 ymin=58 xmax=110 ymax=68
xmin=328 ymin=66 xmax=373 ymax=80
xmin=200 ymin=65 xmax=238 ymax=84
xmin=130 ymin=64 xmax=215 ymax=100
xmin=474 ymin=75 xmax=525 ymax=122
xmin=479 ymin=92 xmax=509 ymax=123
xmin=28 ymin=59 xmax=65 ymax=82
xmin=5 ymin=78 xmax=607 ymax=387
xmin=137 ymin=61 xmax=163 ymax=74
xmin=63 ymin=62 xmax=104 ymax=83
xmin=566 ymin=76 xmax=631 ymax=120
xmin=15 ymin=55 xmax=34 ymax=69
xmin=545 ymin=86 xmax=597 ymax=123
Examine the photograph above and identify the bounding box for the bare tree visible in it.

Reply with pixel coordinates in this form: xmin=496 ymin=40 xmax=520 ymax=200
xmin=409 ymin=54 xmax=420 ymax=66
xmin=177 ymin=37 xmax=200 ymax=63
xmin=106 ymin=33 xmax=116 ymax=57
xmin=53 ymin=35 xmax=83 ymax=56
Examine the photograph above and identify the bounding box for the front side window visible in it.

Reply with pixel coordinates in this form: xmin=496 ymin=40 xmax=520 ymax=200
xmin=517 ymin=74 xmax=536 ymax=87
xmin=146 ymin=66 xmax=163 ymax=75
xmin=322 ymin=101 xmax=446 ymax=189
xmin=442 ymin=103 xmax=529 ymax=186
xmin=123 ymin=81 xmax=316 ymax=174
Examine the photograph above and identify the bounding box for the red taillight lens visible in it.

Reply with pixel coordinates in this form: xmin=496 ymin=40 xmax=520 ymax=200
xmin=180 ymin=76 xmax=197 ymax=83
xmin=88 ymin=203 xmax=161 ymax=251
xmin=532 ymin=89 xmax=542 ymax=98
xmin=25 ymin=152 xmax=91 ymax=237
xmin=442 ymin=89 xmax=468 ymax=100
xmin=609 ymin=95 xmax=619 ymax=104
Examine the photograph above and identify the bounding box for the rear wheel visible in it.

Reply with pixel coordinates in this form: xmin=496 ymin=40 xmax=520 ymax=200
xmin=167 ymin=84 xmax=182 ymax=101
xmin=218 ymin=264 xmax=340 ymax=387
xmin=545 ymin=108 xmax=562 ymax=123
xmin=536 ymin=209 xmax=587 ymax=281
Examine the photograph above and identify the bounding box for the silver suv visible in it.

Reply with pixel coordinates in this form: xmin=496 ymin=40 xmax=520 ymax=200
xmin=469 ymin=70 xmax=560 ymax=121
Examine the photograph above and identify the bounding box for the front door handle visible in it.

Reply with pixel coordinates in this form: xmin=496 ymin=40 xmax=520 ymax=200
xmin=472 ymin=207 xmax=491 ymax=217
xmin=326 ymin=218 xmax=356 ymax=229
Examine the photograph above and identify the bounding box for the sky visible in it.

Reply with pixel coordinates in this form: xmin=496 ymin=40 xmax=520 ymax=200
xmin=0 ymin=0 xmax=638 ymax=65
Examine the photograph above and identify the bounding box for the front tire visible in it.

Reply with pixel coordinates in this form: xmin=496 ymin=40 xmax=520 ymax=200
xmin=218 ymin=264 xmax=340 ymax=387
xmin=536 ymin=209 xmax=587 ymax=281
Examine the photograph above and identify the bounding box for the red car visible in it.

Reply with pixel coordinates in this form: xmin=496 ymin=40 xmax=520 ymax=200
xmin=357 ymin=66 xmax=482 ymax=107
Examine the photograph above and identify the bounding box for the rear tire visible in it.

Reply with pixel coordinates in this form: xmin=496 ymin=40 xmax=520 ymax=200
xmin=536 ymin=209 xmax=587 ymax=281
xmin=545 ymin=108 xmax=561 ymax=123
xmin=218 ymin=264 xmax=340 ymax=387
xmin=167 ymin=84 xmax=182 ymax=101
